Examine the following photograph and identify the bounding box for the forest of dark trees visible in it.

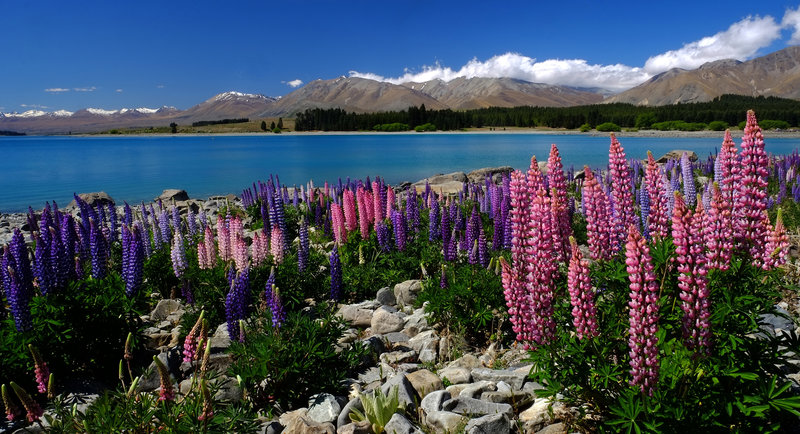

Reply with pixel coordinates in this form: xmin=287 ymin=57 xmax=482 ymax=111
xmin=192 ymin=118 xmax=249 ymax=127
xmin=293 ymin=95 xmax=800 ymax=131
xmin=0 ymin=130 xmax=25 ymax=136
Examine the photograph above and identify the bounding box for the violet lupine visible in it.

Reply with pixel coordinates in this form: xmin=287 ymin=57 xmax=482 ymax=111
xmin=624 ymin=225 xmax=660 ymax=396
xmin=330 ymin=246 xmax=342 ymax=301
xmin=33 ymin=232 xmax=54 ymax=296
xmin=609 ymin=134 xmax=636 ymax=253
xmin=567 ymin=237 xmax=598 ymax=340
xmin=704 ymin=183 xmax=733 ymax=271
xmin=429 ymin=199 xmax=440 ymax=242
xmin=681 ymin=152 xmax=696 ymax=206
xmin=376 ymin=220 xmax=391 ymax=252
xmin=187 ymin=210 xmax=198 ymax=238
xmin=88 ymin=218 xmax=108 ymax=279
xmin=639 ymin=187 xmax=651 ymax=240
xmin=171 ymin=231 xmax=187 ymax=279
xmin=343 ymin=189 xmax=358 ymax=232
xmin=465 ymin=206 xmax=480 ymax=254
xmin=270 ymin=227 xmax=285 ymax=264
xmin=582 ymin=168 xmax=613 ymax=261
xmin=182 ymin=311 xmax=204 ymax=363
xmin=158 ymin=210 xmax=171 ymax=246
xmin=122 ymin=225 xmax=144 ymax=297
xmin=406 ymin=187 xmax=420 ymax=233
xmin=266 ymin=284 xmax=286 ymax=329
xmin=28 ymin=345 xmax=49 ymax=394
xmin=153 ymin=356 xmax=175 ymax=402
xmin=217 ymin=215 xmax=231 ymax=262
xmin=49 ymin=227 xmax=68 ymax=292
xmin=736 ymin=110 xmax=770 ymax=261
xmin=298 ymin=218 xmax=309 ymax=273
xmin=548 ymin=144 xmax=571 ymax=260
xmin=762 ymin=209 xmax=789 ymax=270
xmin=225 ymin=266 xmax=250 ymax=341
xmin=477 ymin=226 xmax=489 ymax=268
xmin=330 ymin=203 xmax=346 ymax=244
xmin=391 ymin=209 xmax=407 ymax=251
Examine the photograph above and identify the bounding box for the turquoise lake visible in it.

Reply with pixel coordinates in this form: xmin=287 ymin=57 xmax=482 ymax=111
xmin=1 ymin=133 xmax=799 ymax=212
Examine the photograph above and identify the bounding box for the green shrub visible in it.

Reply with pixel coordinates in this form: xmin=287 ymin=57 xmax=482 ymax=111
xmin=579 ymin=123 xmax=591 ymax=132
xmin=708 ymin=120 xmax=729 ymax=131
xmin=373 ymin=123 xmax=410 ymax=132
xmin=760 ymin=120 xmax=791 ymax=130
xmin=414 ymin=123 xmax=436 ymax=132
xmin=596 ymin=122 xmax=621 ymax=132
xmin=272 ymin=127 xmax=281 ymax=134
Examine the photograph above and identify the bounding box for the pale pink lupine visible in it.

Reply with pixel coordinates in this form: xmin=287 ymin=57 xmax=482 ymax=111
xmin=197 ymin=240 xmax=209 ymax=269
xmin=270 ymin=227 xmax=285 ymax=263
xmin=372 ymin=181 xmax=384 ymax=224
xmin=356 ymin=187 xmax=371 ymax=239
xmin=582 ymin=167 xmax=613 ymax=261
xmin=567 ymin=237 xmax=598 ymax=340
xmin=704 ymin=183 xmax=733 ymax=270
xmin=251 ymin=230 xmax=269 ymax=266
xmin=609 ymin=134 xmax=636 ymax=253
xmin=625 ymin=225 xmax=660 ymax=396
xmin=386 ymin=186 xmax=396 ymax=218
xmin=736 ymin=111 xmax=770 ymax=262
xmin=762 ymin=209 xmax=789 ymax=270
xmin=216 ymin=215 xmax=231 ymax=262
xmin=232 ymin=236 xmax=248 ymax=272
xmin=364 ymin=189 xmax=374 ymax=224
xmin=330 ymin=202 xmax=346 ymax=244
xmin=228 ymin=215 xmax=243 ymax=251
xmin=343 ymin=189 xmax=358 ymax=232
xmin=502 ymin=170 xmax=532 ymax=346
xmin=548 ymin=144 xmax=571 ymax=261
xmin=645 ymin=151 xmax=670 ymax=239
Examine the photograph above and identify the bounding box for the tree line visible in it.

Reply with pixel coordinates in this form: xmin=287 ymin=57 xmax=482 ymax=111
xmin=293 ymin=95 xmax=800 ymax=131
xmin=192 ymin=118 xmax=250 ymax=127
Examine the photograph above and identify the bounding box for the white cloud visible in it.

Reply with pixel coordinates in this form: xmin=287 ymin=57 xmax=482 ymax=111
xmin=350 ymin=53 xmax=650 ymax=91
xmin=783 ymin=6 xmax=800 ymax=44
xmin=644 ymin=15 xmax=782 ymax=73
xmin=44 ymin=88 xmax=69 ymax=93
xmin=73 ymin=86 xmax=97 ymax=92
xmin=116 ymin=88 xmax=123 ymax=93
xmin=21 ymin=104 xmax=48 ymax=109
xmin=284 ymin=79 xmax=304 ymax=88
xmin=156 ymin=84 xmax=165 ymax=89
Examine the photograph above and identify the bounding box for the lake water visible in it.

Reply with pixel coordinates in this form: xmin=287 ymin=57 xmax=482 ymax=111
xmin=1 ymin=133 xmax=799 ymax=212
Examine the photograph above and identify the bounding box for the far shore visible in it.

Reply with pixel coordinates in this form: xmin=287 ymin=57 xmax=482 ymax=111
xmin=47 ymin=127 xmax=800 ymax=139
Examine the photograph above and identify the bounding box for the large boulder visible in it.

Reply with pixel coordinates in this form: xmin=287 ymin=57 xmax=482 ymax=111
xmin=68 ymin=192 xmax=114 ymax=208
xmin=371 ymin=306 xmax=405 ymax=334
xmin=656 ymin=150 xmax=698 ymax=163
xmin=393 ymin=280 xmax=422 ymax=307
xmin=156 ymin=189 xmax=190 ymax=203
xmin=466 ymin=166 xmax=513 ymax=184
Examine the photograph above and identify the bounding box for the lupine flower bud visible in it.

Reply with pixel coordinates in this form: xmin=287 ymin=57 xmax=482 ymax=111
xmin=2 ymin=384 xmax=22 ymax=422
xmin=330 ymin=246 xmax=343 ymax=301
xmin=9 ymin=382 xmax=43 ymax=422
xmin=182 ymin=311 xmax=205 ymax=364
xmin=28 ymin=345 xmax=49 ymax=394
xmin=152 ymin=356 xmax=175 ymax=402
xmin=198 ymin=379 xmax=214 ymax=422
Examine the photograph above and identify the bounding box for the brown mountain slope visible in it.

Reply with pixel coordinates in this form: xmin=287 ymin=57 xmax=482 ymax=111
xmin=606 ymin=46 xmax=800 ymax=105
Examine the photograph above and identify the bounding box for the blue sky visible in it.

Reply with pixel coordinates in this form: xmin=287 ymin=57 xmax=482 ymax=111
xmin=2 ymin=0 xmax=800 ymax=113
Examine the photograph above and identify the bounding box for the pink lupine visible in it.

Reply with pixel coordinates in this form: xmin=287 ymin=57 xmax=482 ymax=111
xmin=356 ymin=187 xmax=371 ymax=239
xmin=232 ymin=236 xmax=248 ymax=272
xmin=736 ymin=111 xmax=770 ymax=262
xmin=502 ymin=170 xmax=531 ymax=345
xmin=216 ymin=215 xmax=231 ymax=262
xmin=182 ymin=311 xmax=204 ymax=364
xmin=645 ymin=151 xmax=670 ymax=240
xmin=251 ymin=230 xmax=269 ymax=266
xmin=386 ymin=186 xmax=396 ymax=218
xmin=9 ymin=382 xmax=43 ymax=423
xmin=548 ymin=144 xmax=571 ymax=261
xmin=28 ymin=345 xmax=49 ymax=394
xmin=567 ymin=237 xmax=598 ymax=340
xmin=330 ymin=203 xmax=346 ymax=244
xmin=372 ymin=181 xmax=384 ymax=224
xmin=343 ymin=189 xmax=358 ymax=232
xmin=717 ymin=129 xmax=740 ymax=206
xmin=197 ymin=240 xmax=208 ymax=269
xmin=582 ymin=167 xmax=613 ymax=261
xmin=704 ymin=183 xmax=733 ymax=271
xmin=625 ymin=225 xmax=660 ymax=396
xmin=153 ymin=356 xmax=175 ymax=402
xmin=526 ymin=156 xmax=544 ymax=196
xmin=228 ymin=215 xmax=243 ymax=251
xmin=763 ymin=209 xmax=789 ymax=270
xmin=609 ymin=134 xmax=636 ymax=253
xmin=270 ymin=227 xmax=285 ymax=264
xmin=523 ymin=188 xmax=557 ymax=347
xmin=2 ymin=384 xmax=22 ymax=421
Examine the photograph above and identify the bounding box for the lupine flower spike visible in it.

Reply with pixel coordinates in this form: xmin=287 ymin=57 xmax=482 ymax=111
xmin=9 ymin=382 xmax=43 ymax=422
xmin=609 ymin=134 xmax=636 ymax=253
xmin=183 ymin=311 xmax=205 ymax=363
xmin=567 ymin=237 xmax=598 ymax=340
xmin=2 ymin=384 xmax=22 ymax=422
xmin=28 ymin=345 xmax=49 ymax=394
xmin=153 ymin=356 xmax=175 ymax=402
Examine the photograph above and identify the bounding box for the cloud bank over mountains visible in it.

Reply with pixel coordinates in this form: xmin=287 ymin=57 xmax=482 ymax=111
xmin=350 ymin=8 xmax=800 ymax=91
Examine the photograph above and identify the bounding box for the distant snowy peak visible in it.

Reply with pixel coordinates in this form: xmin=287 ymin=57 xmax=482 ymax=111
xmin=1 ymin=109 xmax=74 ymax=118
xmin=84 ymin=107 xmax=165 ymax=116
xmin=210 ymin=91 xmax=276 ymax=103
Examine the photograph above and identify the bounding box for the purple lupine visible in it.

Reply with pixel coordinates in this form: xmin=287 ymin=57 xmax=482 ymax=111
xmin=391 ymin=209 xmax=407 ymax=251
xmin=609 ymin=134 xmax=636 ymax=253
xmin=170 ymin=231 xmax=187 ymax=279
xmin=121 ymin=225 xmax=144 ymax=297
xmin=107 ymin=202 xmax=117 ymax=243
xmin=187 ymin=209 xmax=198 ymax=238
xmin=225 ymin=266 xmax=250 ymax=342
xmin=440 ymin=266 xmax=448 ymax=289
xmin=33 ymin=232 xmax=54 ymax=295
xmin=265 ymin=269 xmax=286 ymax=328
xmin=406 ymin=187 xmax=420 ymax=233
xmin=465 ymin=206 xmax=480 ymax=254
xmin=429 ymin=199 xmax=440 ymax=242
xmin=158 ymin=209 xmax=171 ymax=247
xmin=298 ymin=218 xmax=309 ymax=273
xmin=172 ymin=206 xmax=183 ymax=234
xmin=477 ymin=226 xmax=489 ymax=268
xmin=89 ymin=218 xmax=107 ymax=279
xmin=639 ymin=186 xmax=651 ymax=240
xmin=123 ymin=202 xmax=133 ymax=227
xmin=681 ymin=152 xmax=696 ymax=207
xmin=625 ymin=225 xmax=659 ymax=396
xmin=376 ymin=219 xmax=391 ymax=252
xmin=3 ymin=238 xmax=34 ymax=332
xmin=329 ymin=246 xmax=342 ymax=301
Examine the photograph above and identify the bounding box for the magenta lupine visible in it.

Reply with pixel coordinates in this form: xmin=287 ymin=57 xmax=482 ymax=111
xmin=609 ymin=134 xmax=636 ymax=253
xmin=343 ymin=189 xmax=358 ymax=232
xmin=153 ymin=356 xmax=175 ymax=402
xmin=372 ymin=181 xmax=384 ymax=224
xmin=170 ymin=231 xmax=187 ymax=278
xmin=216 ymin=215 xmax=231 ymax=262
xmin=502 ymin=170 xmax=530 ymax=345
xmin=270 ymin=227 xmax=285 ymax=264
xmin=526 ymin=156 xmax=544 ymax=196
xmin=717 ymin=129 xmax=740 ymax=205
xmin=385 ymin=186 xmax=396 ymax=218
xmin=182 ymin=311 xmax=204 ymax=364
xmin=763 ymin=209 xmax=789 ymax=270
xmin=28 ymin=345 xmax=49 ymax=394
xmin=736 ymin=110 xmax=770 ymax=261
xmin=548 ymin=144 xmax=571 ymax=260
xmin=625 ymin=225 xmax=659 ymax=396
xmin=330 ymin=203 xmax=346 ymax=244
xmin=704 ymin=183 xmax=733 ymax=270
xmin=524 ymin=188 xmax=557 ymax=348
xmin=356 ymin=187 xmax=371 ymax=239
xmin=567 ymin=237 xmax=598 ymax=340
xmin=582 ymin=168 xmax=613 ymax=261
xmin=644 ymin=152 xmax=669 ymax=238
xmin=9 ymin=382 xmax=43 ymax=423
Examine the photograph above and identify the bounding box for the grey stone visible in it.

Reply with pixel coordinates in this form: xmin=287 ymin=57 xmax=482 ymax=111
xmin=337 ymin=305 xmax=374 ymax=327
xmin=210 ymin=322 xmax=232 ymax=351
xmin=425 ymin=410 xmax=466 ymax=432
xmin=466 ymin=166 xmax=514 ymax=184
xmin=421 ymin=172 xmax=468 ymax=185
xmin=472 ymin=368 xmax=527 ymax=390
xmin=213 ymin=375 xmax=242 ymax=402
xmin=481 ymin=389 xmax=534 ymax=408
xmin=438 ymin=367 xmax=471 ymax=385
xmin=261 ymin=420 xmax=284 ymax=434
xmin=535 ymin=422 xmax=568 ymax=434
xmin=360 ymin=335 xmax=387 ymax=356
xmin=381 ymin=373 xmax=420 ymax=412
xmin=393 ymin=280 xmax=422 ymax=307
xmin=307 ymin=393 xmax=341 ymax=424
xmin=337 ymin=397 xmax=364 ymax=428
xmin=336 ymin=420 xmax=372 ymax=434
xmin=357 ymin=365 xmax=395 ymax=385
xmin=137 ymin=349 xmax=181 ymax=392
xmin=446 ymin=384 xmax=470 ymax=398
xmin=156 ymin=189 xmax=190 ymax=202
xmin=403 ymin=308 xmax=430 ymax=336
xmin=68 ymin=191 xmax=115 ymax=208
xmin=442 ymin=397 xmax=513 ymax=419
xmin=459 ymin=380 xmax=496 ymax=399
xmin=421 ymin=390 xmax=451 ymax=414
xmin=149 ymin=299 xmax=182 ymax=322
xmin=406 ymin=369 xmax=443 ymax=398
xmin=384 ymin=413 xmax=423 ymax=434
xmin=376 ymin=286 xmax=396 ymax=306
xmin=384 ymin=332 xmax=411 ymax=345
xmin=449 ymin=354 xmax=481 ymax=370
xmin=656 ymin=150 xmax=698 ymax=164
xmin=519 ymin=398 xmax=565 ymax=427
xmin=464 ymin=413 xmax=511 ymax=434
xmin=284 ymin=416 xmax=336 ymax=434
xmin=380 ymin=350 xmax=417 ymax=364
xmin=371 ymin=306 xmax=405 ymax=334
xmin=397 ymin=363 xmax=421 ymax=373
xmin=759 ymin=306 xmax=797 ymax=337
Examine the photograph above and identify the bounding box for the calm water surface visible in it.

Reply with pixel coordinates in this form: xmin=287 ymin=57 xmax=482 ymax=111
xmin=1 ymin=133 xmax=799 ymax=212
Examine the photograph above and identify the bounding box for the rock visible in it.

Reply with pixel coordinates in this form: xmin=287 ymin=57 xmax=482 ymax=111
xmin=537 ymin=160 xmax=549 ymax=174
xmin=210 ymin=322 xmax=232 ymax=351
xmin=450 ymin=354 xmax=481 ymax=370
xmin=535 ymin=422 xmax=568 ymax=434
xmin=446 ymin=384 xmax=470 ymax=398
xmin=376 ymin=286 xmax=396 ymax=305
xmin=357 ymin=365 xmax=395 ymax=386
xmin=279 ymin=408 xmax=309 ymax=428
xmin=284 ymin=416 xmax=336 ymax=434
xmin=759 ymin=306 xmax=797 ymax=337
xmin=261 ymin=420 xmax=284 ymax=434
xmin=442 ymin=397 xmax=513 ymax=419
xmin=68 ymin=191 xmax=115 ymax=208
xmin=425 ymin=410 xmax=466 ymax=432
xmin=393 ymin=280 xmax=422 ymax=307
xmin=406 ymin=369 xmax=443 ymax=398
xmin=337 ymin=304 xmax=374 ymax=327
xmin=307 ymin=393 xmax=341 ymax=425
xmin=459 ymin=380 xmax=496 ymax=399
xmin=409 ymin=330 xmax=438 ymax=364
xmin=466 ymin=166 xmax=514 ymax=184
xmin=397 ymin=363 xmax=421 ymax=373
xmin=383 ymin=332 xmax=411 ymax=345
xmin=156 ymin=189 xmax=190 ymax=202
xmin=438 ymin=367 xmax=471 ymax=385
xmin=481 ymin=389 xmax=535 ymax=408
xmin=380 ymin=350 xmax=417 ymax=365
xmin=213 ymin=375 xmax=243 ymax=402
xmin=337 ymin=397 xmax=364 ymax=428
xmin=403 ymin=308 xmax=430 ymax=337
xmin=381 ymin=373 xmax=420 ymax=412
xmin=360 ymin=335 xmax=387 ymax=356
xmin=371 ymin=306 xmax=405 ymax=334
xmin=149 ymin=299 xmax=182 ymax=322
xmin=420 ymin=172 xmax=468 ymax=185
xmin=464 ymin=413 xmax=511 ymax=434
xmin=656 ymin=150 xmax=698 ymax=163
xmin=519 ymin=398 xmax=565 ymax=427
xmin=137 ymin=349 xmax=181 ymax=392
xmin=181 ymin=352 xmax=233 ymax=374
xmin=336 ymin=420 xmax=372 ymax=434
xmin=384 ymin=413 xmax=423 ymax=434
xmin=421 ymin=390 xmax=451 ymax=414
xmin=425 ymin=180 xmax=467 ymax=195
xmin=471 ymin=368 xmax=527 ymax=390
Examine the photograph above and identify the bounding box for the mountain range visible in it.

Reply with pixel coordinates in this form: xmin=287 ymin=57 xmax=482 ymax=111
xmin=2 ymin=46 xmax=799 ymax=134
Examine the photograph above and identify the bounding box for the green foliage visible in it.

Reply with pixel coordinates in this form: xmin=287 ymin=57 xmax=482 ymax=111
xmin=229 ymin=306 xmax=368 ymax=409
xmin=260 ymin=120 xmax=267 ymax=131
xmin=192 ymin=118 xmax=249 ymax=127
xmin=651 ymin=120 xmax=707 ymax=131
xmin=143 ymin=248 xmax=181 ymax=298
xmin=349 ymin=385 xmax=405 ymax=434
xmin=708 ymin=120 xmax=730 ymax=131
xmin=373 ymin=123 xmax=410 ymax=132
xmin=272 ymin=127 xmax=281 ymax=134
xmin=414 ymin=123 xmax=436 ymax=132
xmin=579 ymin=123 xmax=591 ymax=132
xmin=760 ymin=119 xmax=792 ymax=130
xmin=635 ymin=112 xmax=657 ymax=129
xmin=596 ymin=122 xmax=621 ymax=132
